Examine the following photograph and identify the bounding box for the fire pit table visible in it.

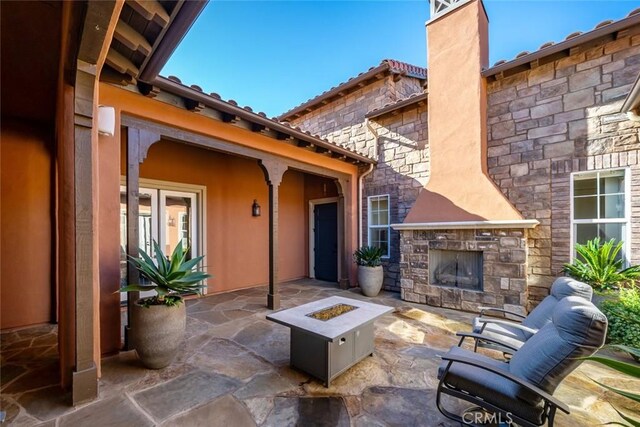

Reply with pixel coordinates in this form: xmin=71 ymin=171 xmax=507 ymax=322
xmin=266 ymin=296 xmax=394 ymax=387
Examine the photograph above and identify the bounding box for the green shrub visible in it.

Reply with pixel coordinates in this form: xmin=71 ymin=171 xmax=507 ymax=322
xmin=563 ymin=237 xmax=640 ymax=293
xmin=601 ymin=287 xmax=640 ymax=349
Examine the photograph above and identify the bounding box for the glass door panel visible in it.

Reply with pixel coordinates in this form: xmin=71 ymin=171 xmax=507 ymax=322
xmin=160 ymin=190 xmax=197 ymax=260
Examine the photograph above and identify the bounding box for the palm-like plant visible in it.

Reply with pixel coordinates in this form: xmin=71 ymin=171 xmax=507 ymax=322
xmin=120 ymin=240 xmax=210 ymax=306
xmin=354 ymin=246 xmax=384 ymax=267
xmin=563 ymin=238 xmax=640 ymax=293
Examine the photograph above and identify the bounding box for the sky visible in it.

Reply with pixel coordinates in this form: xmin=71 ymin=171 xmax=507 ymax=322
xmin=162 ymin=1 xmax=639 ymax=118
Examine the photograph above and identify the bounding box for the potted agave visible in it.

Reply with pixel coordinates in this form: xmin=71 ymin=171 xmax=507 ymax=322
xmin=354 ymin=246 xmax=384 ymax=297
xmin=120 ymin=240 xmax=210 ymax=369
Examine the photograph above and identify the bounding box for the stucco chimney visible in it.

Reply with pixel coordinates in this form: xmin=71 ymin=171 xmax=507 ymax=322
xmin=400 ymin=0 xmax=537 ymax=229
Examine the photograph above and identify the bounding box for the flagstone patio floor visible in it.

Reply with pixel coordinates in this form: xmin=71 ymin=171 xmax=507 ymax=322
xmin=2 ymin=279 xmax=638 ymax=426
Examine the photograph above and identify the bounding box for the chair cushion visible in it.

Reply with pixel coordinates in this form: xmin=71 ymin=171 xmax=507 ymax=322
xmin=510 ymin=297 xmax=607 ymax=403
xmin=438 ymin=346 xmax=545 ymax=425
xmin=472 ymin=317 xmax=528 ymax=350
xmin=550 ymin=277 xmax=593 ymax=301
xmin=521 ymin=277 xmax=593 ymax=332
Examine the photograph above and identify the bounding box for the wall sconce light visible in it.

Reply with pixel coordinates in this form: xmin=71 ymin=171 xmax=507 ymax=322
xmin=97 ymin=105 xmax=116 ymax=136
xmin=252 ymin=199 xmax=261 ymax=217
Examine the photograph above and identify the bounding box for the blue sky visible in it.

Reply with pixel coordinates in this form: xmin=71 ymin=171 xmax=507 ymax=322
xmin=163 ymin=1 xmax=639 ymax=117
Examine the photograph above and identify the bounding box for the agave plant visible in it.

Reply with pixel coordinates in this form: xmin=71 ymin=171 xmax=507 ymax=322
xmin=582 ymin=345 xmax=640 ymax=427
xmin=563 ymin=238 xmax=640 ymax=293
xmin=120 ymin=240 xmax=210 ymax=306
xmin=354 ymin=246 xmax=384 ymax=267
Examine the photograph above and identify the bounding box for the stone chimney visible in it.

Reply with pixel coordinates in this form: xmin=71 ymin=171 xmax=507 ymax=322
xmin=401 ymin=0 xmax=536 ymax=228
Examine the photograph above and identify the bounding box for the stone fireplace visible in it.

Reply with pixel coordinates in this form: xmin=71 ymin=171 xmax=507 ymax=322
xmin=399 ymin=228 xmax=528 ymax=313
xmin=430 ymin=249 xmax=483 ymax=290
xmin=390 ymin=0 xmax=538 ymax=314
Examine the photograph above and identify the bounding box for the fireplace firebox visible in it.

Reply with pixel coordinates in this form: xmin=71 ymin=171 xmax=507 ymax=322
xmin=430 ymin=250 xmax=483 ymax=290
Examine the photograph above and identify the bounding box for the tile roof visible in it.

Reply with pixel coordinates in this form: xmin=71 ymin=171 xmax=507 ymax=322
xmin=365 ymin=92 xmax=428 ymax=119
xmin=484 ymin=7 xmax=640 ymax=80
xmin=278 ymin=59 xmax=427 ymax=121
xmin=149 ymin=75 xmax=376 ymax=164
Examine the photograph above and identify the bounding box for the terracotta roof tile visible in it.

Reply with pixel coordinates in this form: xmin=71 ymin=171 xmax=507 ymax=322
xmin=151 ymin=75 xmax=375 ymax=163
xmin=278 ymin=59 xmax=426 ymax=120
xmin=484 ymin=8 xmax=640 ymax=79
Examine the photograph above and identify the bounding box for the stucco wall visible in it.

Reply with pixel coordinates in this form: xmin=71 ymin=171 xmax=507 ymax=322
xmin=122 ymin=139 xmax=309 ymax=292
xmin=486 ymin=29 xmax=640 ymax=305
xmin=1 ymin=120 xmax=53 ymax=329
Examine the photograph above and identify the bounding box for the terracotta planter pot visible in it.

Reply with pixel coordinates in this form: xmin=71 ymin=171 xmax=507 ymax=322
xmin=131 ymin=299 xmax=186 ymax=369
xmin=358 ymin=265 xmax=384 ymax=297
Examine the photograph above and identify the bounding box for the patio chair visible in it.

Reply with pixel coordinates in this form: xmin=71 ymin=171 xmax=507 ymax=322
xmin=436 ymin=296 xmax=607 ymax=427
xmin=470 ymin=277 xmax=593 ymax=354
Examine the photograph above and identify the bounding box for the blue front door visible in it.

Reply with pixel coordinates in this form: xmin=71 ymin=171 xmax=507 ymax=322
xmin=314 ymin=202 xmax=338 ymax=282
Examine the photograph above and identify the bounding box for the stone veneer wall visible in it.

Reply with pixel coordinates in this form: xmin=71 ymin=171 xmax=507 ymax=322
xmin=399 ymin=229 xmax=528 ymax=313
xmin=486 ymin=30 xmax=640 ymax=308
xmin=288 ymin=75 xmax=427 ymax=291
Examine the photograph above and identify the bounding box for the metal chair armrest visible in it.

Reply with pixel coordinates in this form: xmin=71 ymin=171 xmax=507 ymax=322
xmin=455 ymin=332 xmax=520 ymax=353
xmin=440 ymin=352 xmax=571 ymax=414
xmin=477 ymin=317 xmax=538 ymax=335
xmin=478 ymin=306 xmax=526 ymax=320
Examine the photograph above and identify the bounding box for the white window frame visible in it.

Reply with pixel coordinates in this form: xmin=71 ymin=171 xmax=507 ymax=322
xmin=367 ymin=194 xmax=391 ymax=259
xmin=569 ymin=167 xmax=631 ymax=264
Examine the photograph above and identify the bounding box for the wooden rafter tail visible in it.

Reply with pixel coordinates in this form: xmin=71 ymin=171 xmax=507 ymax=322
xmin=114 ymin=20 xmax=152 ymax=56
xmin=106 ymin=48 xmax=139 ymax=77
xmin=137 ymin=81 xmax=160 ymax=98
xmin=128 ymin=0 xmax=170 ymax=28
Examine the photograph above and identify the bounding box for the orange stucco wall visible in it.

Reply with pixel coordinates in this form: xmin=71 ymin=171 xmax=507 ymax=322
xmin=131 ymin=139 xmax=309 ymax=291
xmin=404 ymin=0 xmax=523 ymax=223
xmin=98 ymin=83 xmax=360 ymax=354
xmin=1 ymin=119 xmax=53 ymax=329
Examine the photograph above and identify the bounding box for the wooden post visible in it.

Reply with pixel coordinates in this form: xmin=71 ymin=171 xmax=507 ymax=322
xmin=72 ymin=64 xmax=98 ymax=405
xmin=259 ymin=160 xmax=287 ymax=310
xmin=124 ymin=127 xmax=159 ymax=350
xmin=336 ymin=179 xmax=350 ymax=289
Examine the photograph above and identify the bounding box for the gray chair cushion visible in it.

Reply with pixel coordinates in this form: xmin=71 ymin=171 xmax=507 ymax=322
xmin=471 ymin=317 xmax=527 ymax=349
xmin=550 ymin=277 xmax=593 ymax=301
xmin=438 ymin=346 xmax=545 ymax=424
xmin=510 ymin=297 xmax=607 ymax=404
xmin=522 ymin=277 xmax=593 ymax=332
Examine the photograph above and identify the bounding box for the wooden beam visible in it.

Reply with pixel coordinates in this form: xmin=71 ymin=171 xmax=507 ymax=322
xmin=128 ymin=0 xmax=170 ymax=27
xmin=114 ymin=20 xmax=152 ymax=56
xmin=183 ymin=98 xmax=204 ymax=112
xmin=137 ymin=81 xmax=160 ymax=98
xmin=258 ymin=160 xmax=288 ymax=310
xmin=125 ymin=127 xmax=160 ymax=351
xmin=100 ymin=66 xmax=132 ymax=85
xmin=221 ymin=112 xmax=240 ymax=124
xmin=105 ymin=48 xmax=139 ymax=77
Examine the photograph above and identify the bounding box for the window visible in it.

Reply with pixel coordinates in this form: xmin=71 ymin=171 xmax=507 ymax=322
xmin=571 ymin=169 xmax=629 ymax=262
xmin=368 ymin=195 xmax=390 ymax=257
xmin=119 ymin=182 xmax=203 ymax=300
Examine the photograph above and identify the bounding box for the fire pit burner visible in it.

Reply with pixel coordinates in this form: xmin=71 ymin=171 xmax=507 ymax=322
xmin=307 ymin=304 xmax=358 ymax=321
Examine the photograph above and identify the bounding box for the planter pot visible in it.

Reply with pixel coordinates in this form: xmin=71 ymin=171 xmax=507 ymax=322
xmin=131 ymin=299 xmax=186 ymax=369
xmin=358 ymin=265 xmax=384 ymax=297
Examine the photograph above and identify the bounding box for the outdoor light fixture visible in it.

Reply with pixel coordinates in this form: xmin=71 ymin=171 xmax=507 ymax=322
xmin=97 ymin=105 xmax=116 ymax=136
xmin=252 ymin=199 xmax=261 ymax=217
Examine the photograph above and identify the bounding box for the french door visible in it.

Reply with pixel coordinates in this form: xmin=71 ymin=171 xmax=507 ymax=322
xmin=120 ymin=185 xmax=199 ymax=301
